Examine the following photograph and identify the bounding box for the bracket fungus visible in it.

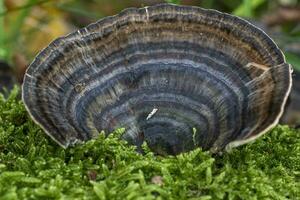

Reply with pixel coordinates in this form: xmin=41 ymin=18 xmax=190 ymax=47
xmin=22 ymin=4 xmax=292 ymax=155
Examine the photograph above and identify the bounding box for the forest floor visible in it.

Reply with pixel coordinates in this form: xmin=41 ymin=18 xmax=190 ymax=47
xmin=0 ymin=87 xmax=299 ymax=199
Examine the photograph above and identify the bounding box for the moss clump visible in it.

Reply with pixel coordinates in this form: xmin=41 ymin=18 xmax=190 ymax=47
xmin=0 ymin=87 xmax=300 ymax=199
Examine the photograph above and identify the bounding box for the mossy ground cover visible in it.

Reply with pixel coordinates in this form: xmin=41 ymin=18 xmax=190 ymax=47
xmin=0 ymin=87 xmax=299 ymax=200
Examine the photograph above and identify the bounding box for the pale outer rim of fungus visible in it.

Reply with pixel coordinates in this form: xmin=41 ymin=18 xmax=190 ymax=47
xmin=21 ymin=4 xmax=293 ymax=151
xmin=225 ymin=64 xmax=293 ymax=151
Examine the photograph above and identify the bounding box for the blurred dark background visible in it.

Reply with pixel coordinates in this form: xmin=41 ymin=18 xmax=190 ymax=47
xmin=0 ymin=0 xmax=299 ymax=126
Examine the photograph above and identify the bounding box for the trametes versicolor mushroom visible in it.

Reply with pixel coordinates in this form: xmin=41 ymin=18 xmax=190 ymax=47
xmin=22 ymin=4 xmax=293 ymax=155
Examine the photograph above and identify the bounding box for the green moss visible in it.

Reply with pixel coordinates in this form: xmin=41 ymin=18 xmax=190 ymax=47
xmin=0 ymin=87 xmax=299 ymax=199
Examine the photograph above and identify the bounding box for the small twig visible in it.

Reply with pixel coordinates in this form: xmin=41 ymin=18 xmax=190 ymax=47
xmin=146 ymin=108 xmax=158 ymax=120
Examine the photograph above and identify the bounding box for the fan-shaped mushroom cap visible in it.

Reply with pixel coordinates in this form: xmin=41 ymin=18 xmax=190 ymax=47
xmin=22 ymin=4 xmax=292 ymax=155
